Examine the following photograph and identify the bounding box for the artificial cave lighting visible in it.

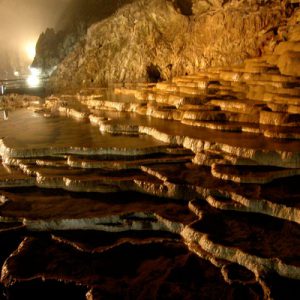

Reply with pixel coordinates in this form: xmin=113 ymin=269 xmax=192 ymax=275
xmin=26 ymin=67 xmax=41 ymax=88
xmin=29 ymin=67 xmax=41 ymax=76
xmin=24 ymin=41 xmax=37 ymax=61
xmin=0 ymin=1 xmax=300 ymax=299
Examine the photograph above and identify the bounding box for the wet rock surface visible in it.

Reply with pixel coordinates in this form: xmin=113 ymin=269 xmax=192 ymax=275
xmin=42 ymin=0 xmax=292 ymax=89
xmin=2 ymin=235 xmax=263 ymax=300
xmin=1 ymin=50 xmax=300 ymax=299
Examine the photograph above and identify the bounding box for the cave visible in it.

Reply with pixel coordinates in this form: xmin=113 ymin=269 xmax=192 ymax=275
xmin=170 ymin=0 xmax=193 ymax=15
xmin=146 ymin=64 xmax=163 ymax=82
xmin=0 ymin=1 xmax=300 ymax=300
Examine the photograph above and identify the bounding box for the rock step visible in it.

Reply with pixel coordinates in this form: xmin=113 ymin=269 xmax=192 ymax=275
xmin=3 ymin=32 xmax=300 ymax=297
xmin=211 ymin=164 xmax=300 ymax=184
xmin=209 ymin=99 xmax=265 ymax=114
xmin=1 ymin=236 xmax=263 ymax=299
xmin=0 ymin=187 xmax=195 ymax=225
xmin=14 ymin=162 xmax=168 ymax=193
xmin=184 ymin=208 xmax=300 ymax=280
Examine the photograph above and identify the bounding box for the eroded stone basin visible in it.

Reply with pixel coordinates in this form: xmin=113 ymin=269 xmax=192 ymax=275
xmin=190 ymin=209 xmax=300 ymax=267
xmin=1 ymin=235 xmax=263 ymax=300
xmin=98 ymin=110 xmax=300 ymax=153
xmin=0 ymin=109 xmax=167 ymax=153
xmin=0 ymin=188 xmax=196 ymax=226
xmin=0 ymin=78 xmax=299 ymax=299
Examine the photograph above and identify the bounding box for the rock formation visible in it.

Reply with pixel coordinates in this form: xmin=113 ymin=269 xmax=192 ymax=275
xmin=1 ymin=26 xmax=300 ymax=296
xmin=32 ymin=0 xmax=135 ymax=73
xmin=32 ymin=0 xmax=300 ymax=90
xmin=0 ymin=0 xmax=300 ymax=299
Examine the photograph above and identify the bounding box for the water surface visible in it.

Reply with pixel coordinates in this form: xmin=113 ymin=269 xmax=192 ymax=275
xmin=0 ymin=109 xmax=167 ymax=150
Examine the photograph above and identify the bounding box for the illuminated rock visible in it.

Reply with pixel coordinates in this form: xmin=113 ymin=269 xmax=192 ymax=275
xmin=182 ymin=209 xmax=300 ymax=280
xmin=43 ymin=0 xmax=288 ymax=90
xmin=1 ymin=5 xmax=300 ymax=295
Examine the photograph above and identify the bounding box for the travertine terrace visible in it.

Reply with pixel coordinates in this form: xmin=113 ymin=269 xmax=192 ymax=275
xmin=1 ymin=30 xmax=300 ymax=298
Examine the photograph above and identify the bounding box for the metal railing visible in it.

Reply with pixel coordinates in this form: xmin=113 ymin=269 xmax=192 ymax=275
xmin=0 ymin=76 xmax=48 ymax=96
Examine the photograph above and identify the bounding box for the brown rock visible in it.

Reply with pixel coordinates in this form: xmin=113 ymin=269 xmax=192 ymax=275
xmin=277 ymin=51 xmax=300 ymax=76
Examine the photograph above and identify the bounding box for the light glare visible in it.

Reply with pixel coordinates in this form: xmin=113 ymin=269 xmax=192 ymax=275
xmin=26 ymin=75 xmax=40 ymax=88
xmin=26 ymin=67 xmax=42 ymax=88
xmin=30 ymin=67 xmax=41 ymax=76
xmin=24 ymin=41 xmax=36 ymax=61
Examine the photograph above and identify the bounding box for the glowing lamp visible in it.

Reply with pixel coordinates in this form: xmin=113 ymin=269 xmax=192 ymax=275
xmin=26 ymin=75 xmax=40 ymax=88
xmin=24 ymin=41 xmax=36 ymax=61
xmin=26 ymin=67 xmax=42 ymax=88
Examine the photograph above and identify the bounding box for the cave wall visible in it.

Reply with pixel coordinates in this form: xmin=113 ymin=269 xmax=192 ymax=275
xmin=33 ymin=0 xmax=296 ymax=90
xmin=32 ymin=0 xmax=135 ymax=73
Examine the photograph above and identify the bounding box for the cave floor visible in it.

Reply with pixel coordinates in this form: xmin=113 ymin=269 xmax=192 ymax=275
xmin=0 ymin=58 xmax=300 ymax=299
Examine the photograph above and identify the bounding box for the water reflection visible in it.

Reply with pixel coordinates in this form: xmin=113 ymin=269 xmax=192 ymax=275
xmin=0 ymin=109 xmax=167 ymax=151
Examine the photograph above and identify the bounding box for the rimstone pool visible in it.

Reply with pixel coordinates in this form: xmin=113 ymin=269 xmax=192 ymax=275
xmin=0 ymin=75 xmax=299 ymax=300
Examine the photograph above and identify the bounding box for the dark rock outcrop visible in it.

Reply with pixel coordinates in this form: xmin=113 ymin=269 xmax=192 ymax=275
xmin=32 ymin=0 xmax=135 ymax=73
